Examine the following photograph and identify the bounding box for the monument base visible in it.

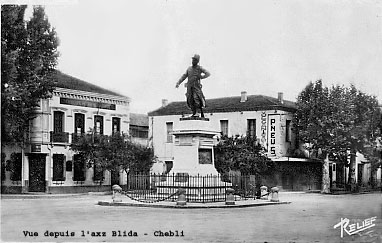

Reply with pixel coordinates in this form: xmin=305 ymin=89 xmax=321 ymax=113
xmin=158 ymin=116 xmax=230 ymax=201
xmin=155 ymin=174 xmax=231 ymax=201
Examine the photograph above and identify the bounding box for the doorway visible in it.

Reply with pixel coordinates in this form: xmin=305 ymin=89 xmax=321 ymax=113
xmin=29 ymin=154 xmax=46 ymax=192
xmin=111 ymin=169 xmax=120 ymax=186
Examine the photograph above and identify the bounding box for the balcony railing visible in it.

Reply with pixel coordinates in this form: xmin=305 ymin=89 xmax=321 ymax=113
xmin=50 ymin=131 xmax=69 ymax=143
xmin=71 ymin=133 xmax=85 ymax=144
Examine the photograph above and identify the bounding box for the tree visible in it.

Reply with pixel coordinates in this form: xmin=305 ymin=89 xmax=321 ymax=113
xmin=214 ymin=135 xmax=275 ymax=176
xmin=294 ymin=80 xmax=381 ymax=192
xmin=1 ymin=5 xmax=59 ymax=145
xmin=70 ymin=132 xmax=156 ymax=181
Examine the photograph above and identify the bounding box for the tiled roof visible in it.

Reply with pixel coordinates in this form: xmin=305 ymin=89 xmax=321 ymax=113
xmin=55 ymin=70 xmax=125 ymax=97
xmin=130 ymin=113 xmax=149 ymax=127
xmin=148 ymin=95 xmax=297 ymax=116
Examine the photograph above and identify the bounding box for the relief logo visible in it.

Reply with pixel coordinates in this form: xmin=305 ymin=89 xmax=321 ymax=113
xmin=333 ymin=216 xmax=377 ymax=238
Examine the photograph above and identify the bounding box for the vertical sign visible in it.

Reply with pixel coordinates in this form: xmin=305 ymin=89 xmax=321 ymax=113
xmin=268 ymin=114 xmax=280 ymax=157
xmin=260 ymin=112 xmax=267 ymax=147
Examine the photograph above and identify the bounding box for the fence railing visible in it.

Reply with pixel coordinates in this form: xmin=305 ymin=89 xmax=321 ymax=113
xmin=125 ymin=173 xmax=256 ymax=203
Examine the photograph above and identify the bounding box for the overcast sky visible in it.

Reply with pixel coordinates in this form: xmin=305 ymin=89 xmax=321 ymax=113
xmin=24 ymin=0 xmax=382 ymax=114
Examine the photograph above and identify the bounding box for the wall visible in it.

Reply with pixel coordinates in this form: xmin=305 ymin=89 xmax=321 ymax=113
xmin=150 ymin=109 xmax=296 ymax=168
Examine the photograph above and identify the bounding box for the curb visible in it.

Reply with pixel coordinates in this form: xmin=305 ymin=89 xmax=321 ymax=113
xmin=97 ymin=200 xmax=291 ymax=209
xmin=1 ymin=192 xmax=109 ymax=199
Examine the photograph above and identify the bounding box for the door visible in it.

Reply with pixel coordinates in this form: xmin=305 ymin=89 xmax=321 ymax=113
xmin=111 ymin=169 xmax=120 ymax=186
xmin=358 ymin=164 xmax=364 ymax=185
xmin=29 ymin=154 xmax=46 ymax=192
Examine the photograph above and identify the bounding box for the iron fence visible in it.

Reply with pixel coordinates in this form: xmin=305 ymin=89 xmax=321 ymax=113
xmin=124 ymin=173 xmax=256 ymax=203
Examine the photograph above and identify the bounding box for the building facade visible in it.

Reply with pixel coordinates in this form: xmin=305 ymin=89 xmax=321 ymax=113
xmin=1 ymin=72 xmax=130 ymax=193
xmin=148 ymin=92 xmax=323 ymax=191
xmin=129 ymin=113 xmax=149 ymax=147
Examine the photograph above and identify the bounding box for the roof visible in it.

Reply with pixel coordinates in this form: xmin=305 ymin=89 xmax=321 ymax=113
xmin=148 ymin=95 xmax=297 ymax=116
xmin=130 ymin=113 xmax=149 ymax=127
xmin=54 ymin=70 xmax=125 ymax=97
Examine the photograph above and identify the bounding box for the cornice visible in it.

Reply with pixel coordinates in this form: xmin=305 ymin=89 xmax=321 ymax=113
xmin=53 ymin=87 xmax=130 ymax=105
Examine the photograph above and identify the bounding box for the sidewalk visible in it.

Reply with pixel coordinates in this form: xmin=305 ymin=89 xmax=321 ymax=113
xmin=0 ymin=191 xmax=110 ymax=199
xmin=98 ymin=196 xmax=290 ymax=209
xmin=1 ymin=191 xmax=291 ymax=208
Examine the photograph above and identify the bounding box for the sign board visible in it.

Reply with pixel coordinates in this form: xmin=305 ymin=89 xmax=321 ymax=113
xmin=268 ymin=114 xmax=280 ymax=157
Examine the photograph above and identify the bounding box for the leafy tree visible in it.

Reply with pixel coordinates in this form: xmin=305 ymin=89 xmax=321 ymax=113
xmin=1 ymin=5 xmax=59 ymax=145
xmin=70 ymin=132 xmax=156 ymax=181
xmin=294 ymin=80 xmax=381 ymax=192
xmin=214 ymin=135 xmax=275 ymax=176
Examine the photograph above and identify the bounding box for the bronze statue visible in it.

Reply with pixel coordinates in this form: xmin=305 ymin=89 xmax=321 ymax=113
xmin=175 ymin=54 xmax=211 ymax=117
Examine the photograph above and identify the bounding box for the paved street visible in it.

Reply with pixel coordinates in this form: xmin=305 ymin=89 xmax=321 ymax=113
xmin=1 ymin=192 xmax=381 ymax=242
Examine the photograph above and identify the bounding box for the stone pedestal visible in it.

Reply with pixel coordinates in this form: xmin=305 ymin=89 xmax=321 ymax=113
xmin=170 ymin=117 xmax=220 ymax=176
xmin=157 ymin=117 xmax=230 ymax=199
xmin=225 ymin=188 xmax=235 ymax=205
xmin=112 ymin=185 xmax=123 ymax=202
xmin=270 ymin=187 xmax=279 ymax=202
xmin=260 ymin=185 xmax=268 ymax=200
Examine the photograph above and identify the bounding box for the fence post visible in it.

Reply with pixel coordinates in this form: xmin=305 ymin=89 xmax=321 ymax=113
xmin=260 ymin=185 xmax=268 ymax=200
xmin=176 ymin=188 xmax=187 ymax=206
xmin=270 ymin=187 xmax=279 ymax=202
xmin=112 ymin=184 xmax=122 ymax=202
xmin=225 ymin=188 xmax=235 ymax=205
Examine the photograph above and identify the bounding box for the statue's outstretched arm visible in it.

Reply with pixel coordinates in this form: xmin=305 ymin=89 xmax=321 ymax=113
xmin=176 ymin=70 xmax=188 ymax=88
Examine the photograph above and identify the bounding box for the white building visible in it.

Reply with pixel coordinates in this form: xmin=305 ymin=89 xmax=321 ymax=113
xmin=148 ymin=92 xmax=323 ymax=191
xmin=1 ymin=71 xmax=130 ymax=193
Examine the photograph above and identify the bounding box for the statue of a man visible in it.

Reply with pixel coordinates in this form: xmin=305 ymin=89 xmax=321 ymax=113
xmin=175 ymin=54 xmax=211 ymax=117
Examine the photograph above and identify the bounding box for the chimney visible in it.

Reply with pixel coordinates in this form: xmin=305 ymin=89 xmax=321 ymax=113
xmin=278 ymin=92 xmax=284 ymax=104
xmin=162 ymin=99 xmax=168 ymax=107
xmin=240 ymin=91 xmax=247 ymax=102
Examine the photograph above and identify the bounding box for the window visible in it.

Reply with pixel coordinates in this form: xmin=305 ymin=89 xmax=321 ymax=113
xmin=52 ymin=111 xmax=69 ymax=143
xmin=112 ymin=117 xmax=121 ymax=134
xmin=73 ymin=154 xmax=85 ymax=181
xmin=66 ymin=161 xmax=72 ymax=172
xmin=199 ymin=149 xmax=212 ymax=164
xmin=247 ymin=119 xmax=256 ymax=138
xmin=74 ymin=113 xmax=85 ymax=134
xmin=130 ymin=126 xmax=149 ymax=138
xmin=286 ymin=120 xmax=292 ymax=142
xmin=165 ymin=161 xmax=173 ymax=174
xmin=73 ymin=113 xmax=85 ymax=143
xmin=52 ymin=154 xmax=65 ymax=181
xmin=53 ymin=111 xmax=64 ymax=133
xmin=94 ymin=115 xmax=103 ymax=135
xmin=332 ymin=163 xmax=336 ymax=172
xmin=174 ymin=173 xmax=189 ymax=182
xmin=9 ymin=153 xmax=22 ymax=181
xmin=166 ymin=122 xmax=173 ymax=143
xmin=220 ymin=120 xmax=228 ymax=136
xmin=93 ymin=163 xmax=104 ymax=181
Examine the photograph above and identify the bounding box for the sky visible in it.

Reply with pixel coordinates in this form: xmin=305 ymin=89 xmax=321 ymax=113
xmin=22 ymin=0 xmax=382 ymax=114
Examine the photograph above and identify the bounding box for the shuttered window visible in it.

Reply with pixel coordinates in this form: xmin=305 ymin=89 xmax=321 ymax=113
xmin=53 ymin=154 xmax=65 ymax=181
xmin=73 ymin=154 xmax=85 ymax=181
xmin=166 ymin=122 xmax=173 ymax=143
xmin=53 ymin=111 xmax=64 ymax=133
xmin=112 ymin=117 xmax=121 ymax=134
xmin=247 ymin=119 xmax=256 ymax=138
xmin=94 ymin=115 xmax=103 ymax=135
xmin=220 ymin=120 xmax=228 ymax=136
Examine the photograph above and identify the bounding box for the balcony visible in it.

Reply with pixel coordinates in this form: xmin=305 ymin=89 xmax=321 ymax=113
xmin=71 ymin=133 xmax=85 ymax=144
xmin=50 ymin=131 xmax=69 ymax=143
